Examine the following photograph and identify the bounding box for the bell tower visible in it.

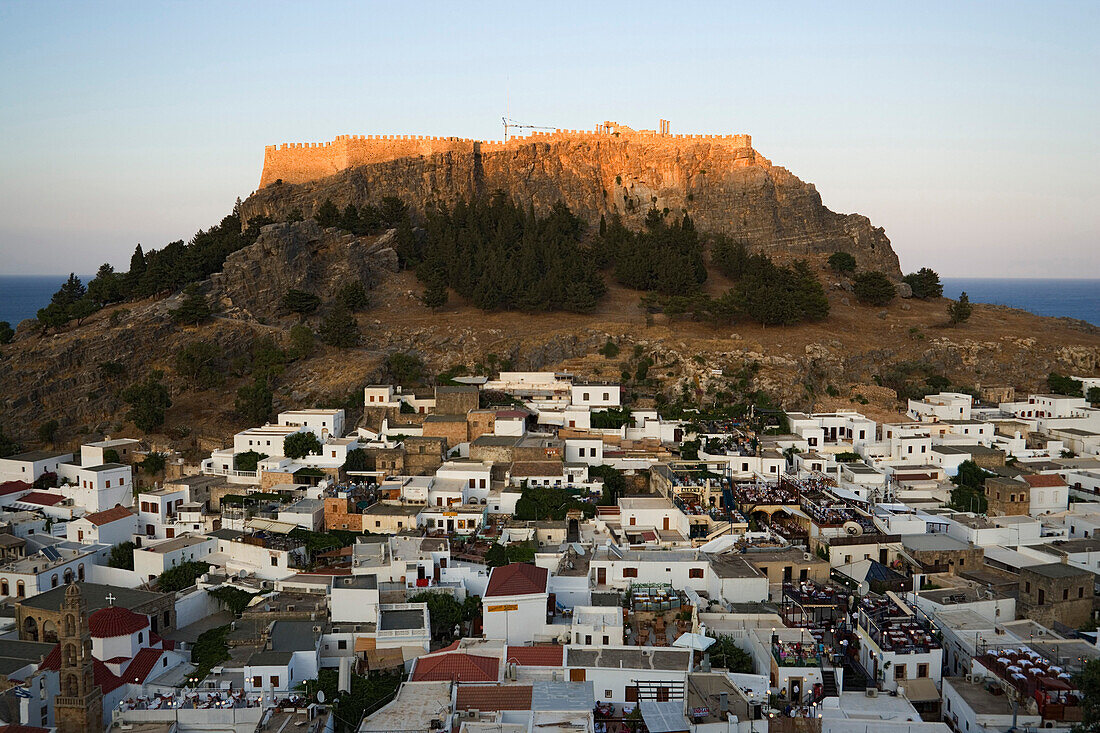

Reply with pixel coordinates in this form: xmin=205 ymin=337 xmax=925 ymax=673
xmin=54 ymin=584 xmax=103 ymax=733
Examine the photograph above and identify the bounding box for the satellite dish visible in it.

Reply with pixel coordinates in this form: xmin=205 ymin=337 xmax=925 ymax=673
xmin=843 ymin=521 xmax=863 ymax=536
xmin=317 ymin=691 xmax=325 ymax=704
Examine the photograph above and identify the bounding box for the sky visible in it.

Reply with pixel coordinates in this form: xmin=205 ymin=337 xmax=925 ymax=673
xmin=1 ymin=1 xmax=1097 ymax=277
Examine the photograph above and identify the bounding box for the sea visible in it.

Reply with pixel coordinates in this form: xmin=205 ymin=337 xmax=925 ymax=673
xmin=0 ymin=275 xmax=1097 ymax=327
xmin=941 ymin=278 xmax=1100 ymax=326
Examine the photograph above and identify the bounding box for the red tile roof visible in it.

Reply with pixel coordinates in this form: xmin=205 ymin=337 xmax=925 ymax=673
xmin=485 ymin=563 xmax=548 ymax=597
xmin=456 ymin=684 xmax=533 ymax=711
xmin=123 ymin=647 xmax=165 ymax=684
xmin=1022 ymin=474 xmax=1066 ymax=488
xmin=89 ymin=606 xmax=149 ymax=638
xmin=0 ymin=481 xmax=32 ymax=497
xmin=411 ymin=652 xmax=499 ymax=682
xmin=40 ymin=644 xmax=125 ymax=693
xmin=17 ymin=492 xmax=65 ymax=506
xmin=149 ymin=631 xmax=175 ymax=651
xmin=506 ymin=645 xmax=564 ymax=667
xmin=82 ymin=504 xmax=134 ymax=526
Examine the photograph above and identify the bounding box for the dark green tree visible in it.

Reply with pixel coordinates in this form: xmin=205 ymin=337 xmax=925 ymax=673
xmin=108 ymin=541 xmax=136 ymax=570
xmin=383 ymin=352 xmax=425 ymax=384
xmin=171 ymin=285 xmax=213 ymax=325
xmin=288 ymin=324 xmax=315 ymax=359
xmin=235 ymin=377 xmax=273 ymax=424
xmin=37 ymin=420 xmax=59 ymax=445
xmin=0 ymin=430 xmax=20 ymax=458
xmin=948 ymin=292 xmax=973 ymax=325
xmin=314 ymin=199 xmax=340 ymax=228
xmin=0 ymin=321 xmax=13 ymax=344
xmin=141 ymin=451 xmax=167 ymax=474
xmin=234 ymin=450 xmax=267 ymax=472
xmin=422 ymin=280 xmax=448 ymax=309
xmin=1075 ymin=657 xmax=1100 ymax=733
xmin=342 ymin=448 xmax=368 ymax=473
xmin=336 ymin=281 xmax=370 ymax=311
xmin=175 ymin=341 xmax=223 ymax=388
xmin=1048 ymin=373 xmax=1084 ymax=397
xmin=318 ymin=306 xmax=360 ymax=348
xmin=68 ymin=298 xmax=97 ymax=325
xmin=51 ymin=273 xmax=86 ymax=308
xmin=282 ymin=289 xmax=321 ymax=315
xmin=408 ymin=591 xmax=463 ymax=641
xmin=87 ymin=263 xmax=123 ymax=305
xmin=828 ymin=251 xmax=857 ymax=273
xmin=121 ymin=372 xmax=172 ymax=433
xmin=283 ymin=431 xmax=322 ymax=459
xmin=1088 ymin=387 xmax=1100 ymax=405
xmin=708 ymin=635 xmax=754 ymax=673
xmin=156 ymin=561 xmax=210 ymax=592
xmin=853 ymin=271 xmax=896 ymax=306
xmin=903 ymin=267 xmax=943 ymax=299
xmin=379 ymin=196 xmax=409 ymax=227
xmin=36 ymin=302 xmax=70 ymax=333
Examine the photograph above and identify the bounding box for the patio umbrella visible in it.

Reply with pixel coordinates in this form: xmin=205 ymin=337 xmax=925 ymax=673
xmin=673 ymin=632 xmax=717 ymax=651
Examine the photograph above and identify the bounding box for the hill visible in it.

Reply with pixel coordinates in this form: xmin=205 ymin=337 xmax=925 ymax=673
xmin=1 ymin=220 xmax=1097 ymax=453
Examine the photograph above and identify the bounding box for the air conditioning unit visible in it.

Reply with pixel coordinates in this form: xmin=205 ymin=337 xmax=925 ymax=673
xmin=865 ymin=688 xmax=878 ymax=697
xmin=467 ymin=709 xmax=479 ymax=718
xmin=965 ymin=674 xmax=973 ymax=682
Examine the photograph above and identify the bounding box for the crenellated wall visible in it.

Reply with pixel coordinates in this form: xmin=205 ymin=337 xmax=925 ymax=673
xmin=258 ymin=121 xmax=753 ymax=187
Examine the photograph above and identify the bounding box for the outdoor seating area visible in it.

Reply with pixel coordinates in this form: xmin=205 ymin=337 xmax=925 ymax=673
xmin=977 ymin=648 xmax=1083 ymax=721
xmin=119 ymin=688 xmax=260 ymax=711
xmin=860 ymin=600 xmax=941 ymax=654
xmin=732 ymin=481 xmax=798 ymax=506
xmin=773 ymin=637 xmax=820 ymax=667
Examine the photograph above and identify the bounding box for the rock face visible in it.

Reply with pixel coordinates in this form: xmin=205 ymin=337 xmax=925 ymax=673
xmin=243 ymin=128 xmax=902 ymax=276
xmin=207 ymin=221 xmax=400 ymax=321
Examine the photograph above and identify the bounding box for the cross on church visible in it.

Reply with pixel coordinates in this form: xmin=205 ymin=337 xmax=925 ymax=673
xmin=105 ymin=593 xmax=116 ymax=606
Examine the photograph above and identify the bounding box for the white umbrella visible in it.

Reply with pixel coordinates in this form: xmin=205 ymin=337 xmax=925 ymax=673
xmin=673 ymin=632 xmax=717 ymax=651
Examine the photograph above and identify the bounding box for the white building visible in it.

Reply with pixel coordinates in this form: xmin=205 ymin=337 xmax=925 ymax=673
xmin=570 ymin=383 xmax=621 ymax=409
xmin=80 ymin=438 xmax=142 ymax=466
xmin=136 ymin=486 xmax=188 ymax=539
xmin=132 ymin=535 xmax=218 ymax=582
xmin=482 ymin=563 xmax=550 ymax=644
xmin=278 ymin=408 xmax=345 ymax=439
xmin=0 ymin=451 xmax=73 ymax=483
xmin=66 ymin=505 xmax=135 ymax=546
xmin=908 ymin=392 xmax=973 ymax=423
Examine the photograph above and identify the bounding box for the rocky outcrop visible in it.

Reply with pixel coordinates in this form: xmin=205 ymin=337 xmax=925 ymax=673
xmin=207 ymin=221 xmax=400 ymax=321
xmin=242 ymin=136 xmax=902 ymax=277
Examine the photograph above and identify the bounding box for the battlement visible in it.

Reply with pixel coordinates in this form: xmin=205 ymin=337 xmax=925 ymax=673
xmin=258 ymin=119 xmax=752 ymax=187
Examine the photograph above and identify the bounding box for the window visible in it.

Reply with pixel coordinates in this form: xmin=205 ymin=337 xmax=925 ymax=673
xmin=623 ymin=568 xmax=638 ymax=578
xmin=270 ymin=676 xmax=279 ymax=688
xmin=895 ymin=664 xmax=906 ymax=680
xmin=138 ymin=632 xmax=144 ymax=643
xmin=1038 ymin=589 xmax=1045 ymax=605
xmin=918 ymin=663 xmax=928 ymax=678
xmin=1063 ymin=588 xmax=1069 ymax=601
xmin=583 ymin=393 xmax=590 ymax=401
xmin=1025 ymin=581 xmax=1031 ymax=593
xmin=270 ymin=556 xmax=278 ymax=566
xmin=376 ymin=521 xmax=381 ymax=527
xmin=605 ymin=690 xmax=613 ymax=699
xmin=16 ymin=581 xmax=24 ymax=597
xmin=1080 ymin=586 xmax=1086 ymax=598
xmin=689 ymin=568 xmax=704 ymax=578
xmin=338 ymin=640 xmax=347 ymax=650
xmin=585 ymin=635 xmax=592 ymax=644
xmin=252 ymin=677 xmax=262 ymax=688
xmin=106 ymin=480 xmax=111 ymax=488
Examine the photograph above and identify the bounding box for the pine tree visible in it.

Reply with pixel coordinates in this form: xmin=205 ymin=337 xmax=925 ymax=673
xmin=171 ymin=285 xmax=213 ymax=325
xmin=421 ymin=280 xmax=448 ymax=309
xmin=235 ymin=377 xmax=273 ymax=423
xmin=282 ymin=289 xmax=321 ymax=315
xmin=51 ymin=273 xmax=86 ymax=308
xmin=318 ymin=306 xmax=360 ymax=348
xmin=340 ymin=204 xmax=361 ymax=233
xmin=314 ymin=199 xmax=340 ymax=228
xmin=948 ymin=292 xmax=973 ymax=325
xmin=853 ymin=271 xmax=897 ymax=306
xmin=903 ymin=267 xmax=944 ymax=299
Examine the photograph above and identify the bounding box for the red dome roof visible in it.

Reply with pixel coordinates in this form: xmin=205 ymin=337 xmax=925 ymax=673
xmin=88 ymin=606 xmax=149 ymax=638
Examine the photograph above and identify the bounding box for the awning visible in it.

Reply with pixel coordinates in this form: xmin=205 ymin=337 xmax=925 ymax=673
xmin=903 ymin=677 xmax=940 ymax=702
xmin=362 ymin=648 xmax=406 ymax=671
xmin=672 ymin=632 xmax=716 ymax=651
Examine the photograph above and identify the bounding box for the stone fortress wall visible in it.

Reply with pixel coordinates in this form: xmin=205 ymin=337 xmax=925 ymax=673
xmin=259 ymin=120 xmax=753 ymax=188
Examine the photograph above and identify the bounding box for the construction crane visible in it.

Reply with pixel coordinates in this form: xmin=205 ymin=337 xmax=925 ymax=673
xmin=501 ymin=117 xmax=555 ymax=140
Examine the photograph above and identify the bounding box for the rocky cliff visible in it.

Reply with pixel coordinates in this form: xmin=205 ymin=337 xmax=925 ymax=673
xmin=243 ymin=130 xmax=901 ymax=276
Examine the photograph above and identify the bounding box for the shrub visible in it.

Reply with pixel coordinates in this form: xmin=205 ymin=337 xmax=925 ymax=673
xmin=903 ymin=267 xmax=943 ymax=299
xmin=171 ymin=285 xmax=213 ymax=325
xmin=318 ymin=306 xmax=360 ymax=348
xmin=853 ymin=271 xmax=896 ymax=306
xmin=282 ymin=289 xmax=321 ymax=315
xmin=156 ymin=561 xmax=210 ymax=592
xmin=828 ymin=251 xmax=856 ymax=273
xmin=108 ymin=541 xmax=136 ymax=570
xmin=284 ymin=431 xmax=322 ymax=459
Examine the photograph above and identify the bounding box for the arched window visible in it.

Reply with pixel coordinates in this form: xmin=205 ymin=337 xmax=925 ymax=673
xmin=16 ymin=580 xmax=25 ymax=597
xmin=1 ymin=579 xmax=8 ymax=596
xmin=77 ymin=564 xmax=84 ymax=581
xmin=138 ymin=632 xmax=144 ymax=644
xmin=63 ymin=568 xmax=73 ymax=584
xmin=65 ymin=614 xmax=75 ymax=636
xmin=51 ymin=574 xmax=58 ymax=588
xmin=66 ymin=673 xmax=79 ymax=697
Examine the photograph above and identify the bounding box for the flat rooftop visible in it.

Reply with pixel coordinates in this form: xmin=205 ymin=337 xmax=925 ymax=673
xmin=946 ymin=677 xmax=1016 ymax=715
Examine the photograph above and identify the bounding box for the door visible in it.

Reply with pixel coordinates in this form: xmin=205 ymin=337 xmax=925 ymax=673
xmin=597 ymin=567 xmax=606 ymax=586
xmin=662 ymin=517 xmax=670 ymax=531
xmin=570 ymin=669 xmax=586 ymax=682
xmin=625 ymin=686 xmax=638 ymax=703
xmin=789 ymin=677 xmax=803 ymax=703
xmin=880 ymin=548 xmax=889 ymax=564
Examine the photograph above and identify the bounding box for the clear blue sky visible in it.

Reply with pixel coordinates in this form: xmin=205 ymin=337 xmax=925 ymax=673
xmin=1 ymin=1 xmax=1097 ymax=277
